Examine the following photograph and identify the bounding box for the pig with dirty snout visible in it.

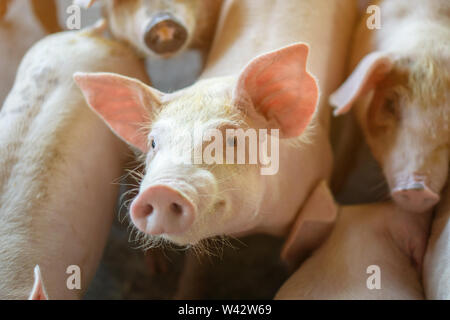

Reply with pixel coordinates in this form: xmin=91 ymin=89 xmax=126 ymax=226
xmin=74 ymin=0 xmax=223 ymax=58
xmin=74 ymin=43 xmax=319 ymax=246
xmin=329 ymin=0 xmax=450 ymax=213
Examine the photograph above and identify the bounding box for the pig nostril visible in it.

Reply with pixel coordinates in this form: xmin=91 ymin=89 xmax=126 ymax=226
xmin=145 ymin=204 xmax=154 ymax=216
xmin=170 ymin=202 xmax=183 ymax=215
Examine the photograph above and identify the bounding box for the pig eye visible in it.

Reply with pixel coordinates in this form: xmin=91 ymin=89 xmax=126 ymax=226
xmin=151 ymin=139 xmax=156 ymax=149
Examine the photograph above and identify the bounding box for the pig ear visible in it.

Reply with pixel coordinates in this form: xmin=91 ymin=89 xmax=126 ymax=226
xmin=329 ymin=51 xmax=393 ymax=116
xmin=233 ymin=43 xmax=319 ymax=138
xmin=28 ymin=265 xmax=49 ymax=300
xmin=74 ymin=72 xmax=162 ymax=152
xmin=73 ymin=0 xmax=97 ymax=9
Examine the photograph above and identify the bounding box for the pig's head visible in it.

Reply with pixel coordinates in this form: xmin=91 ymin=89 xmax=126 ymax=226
xmin=330 ymin=51 xmax=450 ymax=213
xmin=74 ymin=43 xmax=318 ymax=246
xmin=74 ymin=0 xmax=222 ymax=58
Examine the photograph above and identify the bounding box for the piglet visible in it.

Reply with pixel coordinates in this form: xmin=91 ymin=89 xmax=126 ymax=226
xmin=74 ymin=0 xmax=223 ymax=58
xmin=74 ymin=0 xmax=358 ymax=266
xmin=330 ymin=0 xmax=450 ymax=213
xmin=276 ymin=189 xmax=430 ymax=299
xmin=0 ymin=23 xmax=148 ymax=299
xmin=74 ymin=43 xmax=321 ymax=248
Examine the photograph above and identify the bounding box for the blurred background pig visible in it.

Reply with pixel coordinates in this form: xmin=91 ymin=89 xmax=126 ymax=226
xmin=330 ymin=0 xmax=450 ymax=214
xmin=275 ymin=201 xmax=428 ymax=300
xmin=0 ymin=25 xmax=148 ymax=299
xmin=424 ymin=186 xmax=450 ymax=299
xmin=73 ymin=0 xmax=224 ymax=104
xmin=0 ymin=0 xmax=61 ymax=33
xmin=75 ymin=0 xmax=223 ymax=58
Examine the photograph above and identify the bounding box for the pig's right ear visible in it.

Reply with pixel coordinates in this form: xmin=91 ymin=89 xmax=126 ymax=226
xmin=74 ymin=72 xmax=162 ymax=152
xmin=329 ymin=51 xmax=393 ymax=116
xmin=28 ymin=265 xmax=49 ymax=300
xmin=73 ymin=0 xmax=97 ymax=9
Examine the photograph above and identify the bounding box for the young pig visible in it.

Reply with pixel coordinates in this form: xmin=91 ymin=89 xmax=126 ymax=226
xmin=74 ymin=0 xmax=357 ymax=257
xmin=423 ymin=185 xmax=450 ymax=300
xmin=276 ymin=198 xmax=430 ymax=300
xmin=0 ymin=24 xmax=148 ymax=299
xmin=330 ymin=0 xmax=450 ymax=213
xmin=74 ymin=0 xmax=223 ymax=58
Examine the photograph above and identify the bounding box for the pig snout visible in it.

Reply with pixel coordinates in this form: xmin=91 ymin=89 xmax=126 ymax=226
xmin=391 ymin=179 xmax=440 ymax=213
xmin=144 ymin=12 xmax=188 ymax=55
xmin=130 ymin=185 xmax=195 ymax=235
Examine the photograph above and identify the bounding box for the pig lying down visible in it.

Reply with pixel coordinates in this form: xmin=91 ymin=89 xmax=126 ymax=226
xmin=0 ymin=24 xmax=148 ymax=299
xmin=330 ymin=0 xmax=450 ymax=213
xmin=276 ymin=195 xmax=429 ymax=299
xmin=424 ymin=185 xmax=450 ymax=300
xmin=74 ymin=0 xmax=223 ymax=58
xmin=75 ymin=43 xmax=322 ymax=248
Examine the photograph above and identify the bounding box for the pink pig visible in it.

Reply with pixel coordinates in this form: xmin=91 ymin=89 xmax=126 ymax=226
xmin=74 ymin=0 xmax=357 ymax=261
xmin=330 ymin=0 xmax=450 ymax=213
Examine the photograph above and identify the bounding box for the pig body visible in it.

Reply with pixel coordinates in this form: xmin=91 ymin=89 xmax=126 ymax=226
xmin=75 ymin=0 xmax=357 ymax=248
xmin=0 ymin=27 xmax=148 ymax=299
xmin=424 ymin=186 xmax=450 ymax=300
xmin=330 ymin=0 xmax=450 ymax=213
xmin=276 ymin=202 xmax=428 ymax=300
xmin=75 ymin=0 xmax=223 ymax=59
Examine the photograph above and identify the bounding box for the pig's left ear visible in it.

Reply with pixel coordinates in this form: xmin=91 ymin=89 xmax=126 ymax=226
xmin=74 ymin=72 xmax=163 ymax=152
xmin=28 ymin=265 xmax=49 ymax=300
xmin=329 ymin=51 xmax=393 ymax=116
xmin=233 ymin=43 xmax=319 ymax=138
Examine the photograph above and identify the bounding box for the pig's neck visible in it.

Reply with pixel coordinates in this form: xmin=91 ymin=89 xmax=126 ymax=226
xmin=247 ymin=120 xmax=333 ymax=237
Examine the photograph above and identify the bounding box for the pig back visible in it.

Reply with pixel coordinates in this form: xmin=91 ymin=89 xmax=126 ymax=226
xmin=424 ymin=186 xmax=450 ymax=300
xmin=202 ymin=0 xmax=358 ymax=129
xmin=276 ymin=203 xmax=424 ymax=300
xmin=0 ymin=29 xmax=148 ymax=299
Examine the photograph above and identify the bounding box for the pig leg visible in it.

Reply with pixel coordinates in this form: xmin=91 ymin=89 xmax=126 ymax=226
xmin=30 ymin=0 xmax=61 ymax=34
xmin=424 ymin=186 xmax=450 ymax=300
